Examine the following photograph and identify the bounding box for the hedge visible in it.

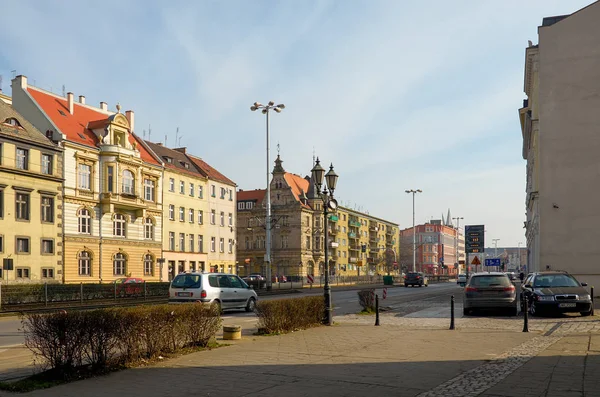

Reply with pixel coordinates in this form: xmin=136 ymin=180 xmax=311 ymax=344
xmin=357 ymin=289 xmax=376 ymax=312
xmin=22 ymin=303 xmax=221 ymax=378
xmin=255 ymin=296 xmax=325 ymax=334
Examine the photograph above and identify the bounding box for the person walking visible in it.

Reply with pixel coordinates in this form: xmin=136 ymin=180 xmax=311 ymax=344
xmin=519 ymin=271 xmax=525 ymax=283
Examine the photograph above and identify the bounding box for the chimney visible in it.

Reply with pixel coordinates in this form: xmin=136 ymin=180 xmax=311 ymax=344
xmin=174 ymin=147 xmax=186 ymax=154
xmin=79 ymin=95 xmax=85 ymax=104
xmin=125 ymin=110 xmax=134 ymax=132
xmin=100 ymin=101 xmax=107 ymax=111
xmin=14 ymin=75 xmax=28 ymax=90
xmin=67 ymin=92 xmax=74 ymax=114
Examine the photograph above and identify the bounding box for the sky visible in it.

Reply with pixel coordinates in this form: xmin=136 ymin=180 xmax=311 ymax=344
xmin=0 ymin=0 xmax=594 ymax=247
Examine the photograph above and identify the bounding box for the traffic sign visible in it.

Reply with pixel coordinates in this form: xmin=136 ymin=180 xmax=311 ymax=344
xmin=471 ymin=256 xmax=481 ymax=266
xmin=465 ymin=225 xmax=485 ymax=253
xmin=485 ymin=258 xmax=501 ymax=267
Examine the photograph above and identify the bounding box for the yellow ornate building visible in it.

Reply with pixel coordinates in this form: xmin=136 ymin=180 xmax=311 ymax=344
xmin=12 ymin=76 xmax=163 ymax=283
xmin=0 ymin=100 xmax=63 ymax=283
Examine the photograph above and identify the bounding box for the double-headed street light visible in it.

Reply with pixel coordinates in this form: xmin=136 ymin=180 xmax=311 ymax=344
xmin=311 ymin=158 xmax=339 ymax=326
xmin=405 ymin=189 xmax=422 ymax=272
xmin=452 ymin=216 xmax=464 ymax=274
xmin=251 ymin=101 xmax=285 ymax=291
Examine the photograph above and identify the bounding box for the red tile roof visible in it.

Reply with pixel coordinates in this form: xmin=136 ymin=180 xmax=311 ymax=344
xmin=188 ymin=155 xmax=236 ymax=186
xmin=144 ymin=141 xmax=205 ymax=178
xmin=237 ymin=189 xmax=265 ymax=203
xmin=27 ymin=87 xmax=159 ymax=165
xmin=284 ymin=173 xmax=310 ymax=205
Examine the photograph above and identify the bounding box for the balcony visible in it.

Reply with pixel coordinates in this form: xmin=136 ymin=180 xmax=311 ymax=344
xmin=100 ymin=192 xmax=151 ymax=216
xmin=328 ymin=215 xmax=339 ymax=222
xmin=329 ymin=228 xmax=338 ymax=235
xmin=349 ymin=221 xmax=361 ymax=227
xmin=349 ymin=257 xmax=358 ymax=264
xmin=349 ymin=245 xmax=359 ymax=251
xmin=348 ymin=232 xmax=357 ymax=239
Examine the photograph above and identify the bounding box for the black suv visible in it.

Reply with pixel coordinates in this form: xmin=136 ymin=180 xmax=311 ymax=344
xmin=404 ymin=272 xmax=428 ymax=287
xmin=520 ymin=271 xmax=593 ymax=316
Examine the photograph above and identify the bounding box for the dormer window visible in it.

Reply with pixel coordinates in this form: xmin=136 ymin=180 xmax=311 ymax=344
xmin=163 ymin=156 xmax=173 ymax=164
xmin=4 ymin=118 xmax=21 ymax=127
xmin=180 ymin=161 xmax=189 ymax=169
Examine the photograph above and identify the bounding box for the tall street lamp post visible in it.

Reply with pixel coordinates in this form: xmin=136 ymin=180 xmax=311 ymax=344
xmin=405 ymin=189 xmax=422 ymax=272
xmin=251 ymin=101 xmax=285 ymax=291
xmin=518 ymin=242 xmax=523 ymax=271
xmin=492 ymin=238 xmax=500 ymax=271
xmin=311 ymin=158 xmax=339 ymax=326
xmin=452 ymin=216 xmax=464 ymax=274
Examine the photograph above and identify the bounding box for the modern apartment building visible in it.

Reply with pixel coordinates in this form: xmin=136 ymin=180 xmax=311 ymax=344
xmin=236 ymin=155 xmax=399 ymax=278
xmin=0 ymin=100 xmax=63 ymax=283
xmin=519 ymin=2 xmax=600 ymax=286
xmin=11 ymin=76 xmax=163 ymax=283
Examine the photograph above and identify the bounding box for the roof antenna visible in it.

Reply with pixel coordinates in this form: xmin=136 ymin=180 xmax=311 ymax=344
xmin=178 ymin=135 xmax=183 ymax=146
xmin=277 ymin=142 xmax=280 ymax=155
xmin=148 ymin=124 xmax=152 ymax=141
xmin=143 ymin=129 xmax=146 ymax=139
xmin=62 ymin=85 xmax=66 ymax=97
xmin=11 ymin=70 xmax=16 ymax=78
xmin=165 ymin=134 xmax=168 ymax=146
xmin=312 ymin=146 xmax=316 ymax=166
xmin=175 ymin=127 xmax=179 ymax=146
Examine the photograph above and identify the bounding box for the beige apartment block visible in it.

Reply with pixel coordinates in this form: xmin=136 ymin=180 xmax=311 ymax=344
xmin=0 ymin=100 xmax=63 ymax=283
xmin=519 ymin=2 xmax=600 ymax=286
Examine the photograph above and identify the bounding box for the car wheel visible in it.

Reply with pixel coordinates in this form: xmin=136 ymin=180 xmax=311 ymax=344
xmin=581 ymin=307 xmax=594 ymax=317
xmin=245 ymin=297 xmax=256 ymax=312
xmin=509 ymin=306 xmax=518 ymax=316
xmin=529 ymin=301 xmax=537 ymax=316
xmin=404 ymin=284 xmax=408 ymax=288
xmin=211 ymin=300 xmax=222 ymax=314
xmin=463 ymin=308 xmax=470 ymax=316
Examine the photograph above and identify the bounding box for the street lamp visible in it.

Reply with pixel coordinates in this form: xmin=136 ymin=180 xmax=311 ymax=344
xmin=311 ymin=158 xmax=339 ymax=326
xmin=251 ymin=101 xmax=285 ymax=290
xmin=492 ymin=238 xmax=500 ymax=271
xmin=405 ymin=189 xmax=422 ymax=272
xmin=518 ymin=242 xmax=523 ymax=271
xmin=452 ymin=216 xmax=464 ymax=275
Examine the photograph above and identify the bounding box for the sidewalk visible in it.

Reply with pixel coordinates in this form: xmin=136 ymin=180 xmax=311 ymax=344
xmin=2 ymin=314 xmax=598 ymax=397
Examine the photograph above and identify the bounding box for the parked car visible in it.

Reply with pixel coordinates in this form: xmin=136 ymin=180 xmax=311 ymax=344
xmin=520 ymin=271 xmax=593 ymax=317
xmin=169 ymin=272 xmax=257 ymax=312
xmin=272 ymin=275 xmax=288 ymax=283
xmin=505 ymin=272 xmax=517 ymax=281
xmin=457 ymin=274 xmax=467 ymax=286
xmin=404 ymin=272 xmax=428 ymax=287
xmin=463 ymin=272 xmax=518 ymax=316
xmin=115 ymin=277 xmax=144 ymax=296
xmin=242 ymin=273 xmax=266 ymax=289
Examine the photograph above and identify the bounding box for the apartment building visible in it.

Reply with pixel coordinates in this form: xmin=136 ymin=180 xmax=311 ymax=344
xmin=0 ymin=100 xmax=63 ymax=283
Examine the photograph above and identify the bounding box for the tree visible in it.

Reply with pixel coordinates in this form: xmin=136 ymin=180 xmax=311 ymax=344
xmin=399 ymin=234 xmax=428 ymax=273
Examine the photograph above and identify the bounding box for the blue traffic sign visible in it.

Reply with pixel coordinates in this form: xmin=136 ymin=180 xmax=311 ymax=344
xmin=485 ymin=258 xmax=501 ymax=267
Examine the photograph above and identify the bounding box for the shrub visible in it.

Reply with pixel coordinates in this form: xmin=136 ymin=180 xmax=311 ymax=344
xmin=357 ymin=289 xmax=375 ymax=312
xmin=255 ymin=296 xmax=325 ymax=334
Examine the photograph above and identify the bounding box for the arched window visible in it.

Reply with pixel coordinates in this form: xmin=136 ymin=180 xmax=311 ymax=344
xmin=113 ymin=214 xmax=126 ymax=237
xmin=144 ymin=217 xmax=154 ymax=240
xmin=78 ymin=208 xmax=91 ymax=234
xmin=78 ymin=251 xmax=91 ymax=276
xmin=143 ymin=254 xmax=154 ymax=276
xmin=113 ymin=253 xmax=126 ymax=276
xmin=122 ymin=170 xmax=134 ymax=195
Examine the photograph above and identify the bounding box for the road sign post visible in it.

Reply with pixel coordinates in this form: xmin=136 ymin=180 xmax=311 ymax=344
xmin=485 ymin=258 xmax=501 ymax=268
xmin=465 ymin=225 xmax=485 ymax=277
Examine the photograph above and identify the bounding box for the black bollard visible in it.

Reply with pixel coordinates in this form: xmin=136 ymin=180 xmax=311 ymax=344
xmin=450 ymin=295 xmax=455 ymax=330
xmin=375 ymin=294 xmax=380 ymax=326
xmin=523 ymin=297 xmax=529 ymax=333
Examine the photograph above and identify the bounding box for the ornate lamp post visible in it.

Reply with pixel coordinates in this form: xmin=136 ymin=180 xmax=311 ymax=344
xmin=311 ymin=158 xmax=339 ymax=326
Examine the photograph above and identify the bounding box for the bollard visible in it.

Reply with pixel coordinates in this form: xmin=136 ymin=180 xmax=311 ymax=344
xmin=144 ymin=281 xmax=147 ymax=300
xmin=450 ymin=295 xmax=455 ymax=330
xmin=523 ymin=297 xmax=529 ymax=332
xmin=114 ymin=280 xmax=117 ymax=300
xmin=45 ymin=282 xmax=48 ymax=307
xmin=375 ymin=294 xmax=380 ymax=326
xmin=80 ymin=282 xmax=83 ymax=305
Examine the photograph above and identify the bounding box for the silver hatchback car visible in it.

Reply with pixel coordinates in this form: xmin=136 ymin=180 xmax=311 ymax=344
xmin=463 ymin=272 xmax=518 ymax=316
xmin=169 ymin=272 xmax=258 ymax=312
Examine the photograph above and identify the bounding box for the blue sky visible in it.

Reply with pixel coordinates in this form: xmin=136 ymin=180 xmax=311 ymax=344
xmin=0 ymin=0 xmax=593 ymax=246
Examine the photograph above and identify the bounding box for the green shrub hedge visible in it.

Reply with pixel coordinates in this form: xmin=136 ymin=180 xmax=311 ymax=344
xmin=357 ymin=289 xmax=376 ymax=312
xmin=22 ymin=303 xmax=221 ymax=378
xmin=255 ymin=296 xmax=325 ymax=334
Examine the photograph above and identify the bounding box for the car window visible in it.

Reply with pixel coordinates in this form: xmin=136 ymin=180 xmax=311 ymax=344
xmin=228 ymin=275 xmax=244 ymax=288
xmin=218 ymin=275 xmax=232 ymax=288
xmin=209 ymin=275 xmax=219 ymax=287
xmin=533 ymin=274 xmax=580 ymax=288
xmin=171 ymin=274 xmax=201 ymax=289
xmin=469 ymin=275 xmax=511 ymax=287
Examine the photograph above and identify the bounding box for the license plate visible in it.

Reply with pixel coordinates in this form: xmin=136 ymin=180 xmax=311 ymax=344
xmin=177 ymin=292 xmax=191 ymax=297
xmin=559 ymin=303 xmax=576 ymax=308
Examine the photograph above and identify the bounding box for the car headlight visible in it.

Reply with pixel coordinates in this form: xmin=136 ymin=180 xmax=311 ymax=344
xmin=579 ymin=294 xmax=591 ymax=301
xmin=537 ymin=295 xmax=555 ymax=301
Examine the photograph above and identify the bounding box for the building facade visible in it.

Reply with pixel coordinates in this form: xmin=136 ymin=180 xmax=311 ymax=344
xmin=519 ymin=2 xmax=600 ymax=286
xmin=236 ymin=155 xmax=399 ymax=278
xmin=12 ymin=76 xmax=163 ymax=283
xmin=0 ymin=100 xmax=63 ymax=283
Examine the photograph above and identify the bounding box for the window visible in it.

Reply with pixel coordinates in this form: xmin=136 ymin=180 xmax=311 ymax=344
xmin=169 ymin=205 xmax=175 ymax=220
xmin=169 ymin=178 xmax=175 ymax=192
xmin=169 ymin=232 xmax=175 ymax=251
xmin=16 ymin=148 xmax=28 ymax=170
xmin=144 ymin=217 xmax=154 ymax=239
xmin=144 ymin=254 xmax=154 ymax=276
xmin=78 ymin=251 xmax=91 ymax=276
xmin=198 ymin=210 xmax=203 ymax=224
xmin=41 ymin=154 xmax=53 ymax=175
xmin=238 ymin=202 xmax=244 ymax=210
xmin=190 ymin=183 xmax=194 ymax=196
xmin=198 ymin=186 xmax=203 ymax=199
xmin=16 ymin=237 xmax=30 ymax=253
xmin=306 ymin=236 xmax=311 ymax=250
xmin=41 ymin=196 xmax=54 ymax=223
xmin=0 ymin=189 xmax=3 ymax=218
xmin=0 ymin=234 xmax=3 ymax=252
xmin=211 ymin=210 xmax=216 ymax=224
xmin=315 ymin=236 xmax=320 ymax=250
xmin=144 ymin=179 xmax=155 ymax=201
xmin=16 ymin=268 xmax=30 ymax=279
xmin=198 ymin=235 xmax=204 ymax=253
xmin=219 ymin=238 xmax=224 ymax=253
xmin=189 ymin=209 xmax=194 ymax=223
xmin=113 ymin=253 xmax=126 ymax=276
xmin=42 ymin=268 xmax=54 ymax=279
xmin=211 ymin=185 xmax=216 ymax=197
xmin=228 ymin=213 xmax=233 ymax=226
xmin=228 ymin=239 xmax=233 ymax=253
xmin=179 ymin=207 xmax=185 ymax=222
xmin=211 ymin=237 xmax=216 ymax=252
xmin=106 ymin=165 xmax=114 ymax=192
xmin=220 ymin=188 xmax=226 ymax=199
xmin=229 ymin=189 xmax=233 ymax=201
xmin=220 ymin=211 xmax=224 ymax=226
xmin=41 ymin=239 xmax=54 ymax=254
xmin=179 ymin=233 xmax=185 ymax=252
xmin=78 ymin=208 xmax=91 ymax=234
xmin=179 ymin=181 xmax=185 ymax=194
xmin=78 ymin=164 xmax=92 ymax=190
xmin=189 ymin=234 xmax=194 ymax=252
xmin=245 ymin=237 xmax=250 ymax=249
xmin=245 ymin=202 xmax=253 ymax=209
xmin=281 ymin=236 xmax=288 ymax=248
xmin=122 ymin=170 xmax=134 ymax=195
xmin=113 ymin=214 xmax=126 ymax=237
xmin=15 ymin=193 xmax=30 ymax=221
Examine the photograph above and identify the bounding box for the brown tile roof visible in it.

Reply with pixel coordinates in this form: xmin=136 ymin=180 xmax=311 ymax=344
xmin=0 ymin=101 xmax=59 ymax=149
xmin=144 ymin=141 xmax=205 ymax=178
xmin=284 ymin=173 xmax=310 ymax=207
xmin=237 ymin=189 xmax=265 ymax=203
xmin=188 ymin=155 xmax=236 ymax=186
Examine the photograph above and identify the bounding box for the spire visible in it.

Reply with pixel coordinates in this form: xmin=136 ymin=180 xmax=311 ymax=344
xmin=441 ymin=213 xmax=446 ymax=225
xmin=273 ymin=154 xmax=285 ymax=173
xmin=446 ymin=209 xmax=453 ymax=227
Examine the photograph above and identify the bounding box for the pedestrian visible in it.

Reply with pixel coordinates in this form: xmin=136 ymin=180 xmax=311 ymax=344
xmin=519 ymin=271 xmax=525 ymax=283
